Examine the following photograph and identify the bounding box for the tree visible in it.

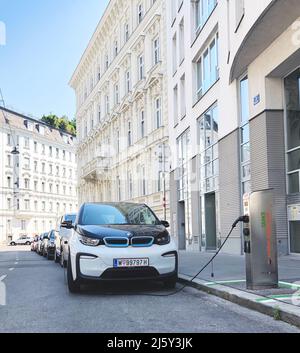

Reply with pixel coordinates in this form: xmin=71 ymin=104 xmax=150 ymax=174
xmin=41 ymin=114 xmax=76 ymax=135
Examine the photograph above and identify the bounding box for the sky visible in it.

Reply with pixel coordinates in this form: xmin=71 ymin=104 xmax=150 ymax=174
xmin=0 ymin=0 xmax=109 ymax=120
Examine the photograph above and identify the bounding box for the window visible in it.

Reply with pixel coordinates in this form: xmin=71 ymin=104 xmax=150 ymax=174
xmin=173 ymin=85 xmax=179 ymax=126
xmin=24 ymin=179 xmax=30 ymax=189
xmin=125 ymin=70 xmax=131 ymax=93
xmin=155 ymin=97 xmax=162 ymax=129
xmin=7 ymin=198 xmax=11 ymax=209
xmin=128 ymin=122 xmax=132 ymax=147
xmin=195 ymin=0 xmax=217 ymax=34
xmin=63 ymin=168 xmax=66 ymax=178
xmin=239 ymin=76 xmax=251 ymax=195
xmin=63 ymin=150 xmax=66 ymax=160
xmin=198 ymin=104 xmax=219 ymax=194
xmin=42 ymin=163 xmax=45 ymax=174
xmin=138 ymin=3 xmax=144 ymax=24
xmin=49 ymin=164 xmax=53 ymax=175
xmin=56 ymin=148 xmax=59 ymax=158
xmin=116 ymin=130 xmax=120 ymax=154
xmin=153 ymin=37 xmax=160 ymax=65
xmin=7 ymin=154 xmax=11 ymax=167
xmin=24 ymin=199 xmax=30 ymax=210
xmin=34 ymin=201 xmax=38 ymax=211
xmin=21 ymin=220 xmax=26 ymax=231
xmin=24 ymin=157 xmax=30 ymax=170
xmin=124 ymin=23 xmax=130 ymax=42
xmin=285 ymin=68 xmax=300 ymax=194
xmin=7 ymin=133 xmax=12 ymax=146
xmin=56 ymin=166 xmax=59 ymax=176
xmin=34 ymin=181 xmax=38 ymax=191
xmin=69 ymin=169 xmax=72 ymax=178
xmin=105 ymin=54 xmax=109 ymax=70
xmin=105 ymin=95 xmax=110 ymax=115
xmin=7 ymin=177 xmax=11 ymax=188
xmin=172 ymin=33 xmax=177 ymax=74
xmin=128 ymin=172 xmax=133 ymax=199
xmin=42 ymin=144 xmax=45 ymax=155
xmin=117 ymin=176 xmax=122 ymax=201
xmin=179 ymin=19 xmax=185 ymax=63
xmin=195 ymin=33 xmax=219 ymax=100
xmin=98 ymin=103 xmax=102 ymax=122
xmin=141 ymin=166 xmax=146 ymax=196
xmin=140 ymin=110 xmax=145 ymax=139
xmin=42 ymin=201 xmax=46 ymax=211
xmin=42 ymin=182 xmax=45 ymax=193
xmin=180 ymin=74 xmax=186 ymax=118
xmin=114 ymin=84 xmax=119 ymax=105
xmin=49 ymin=146 xmax=53 ymax=157
xmin=34 ymin=141 xmax=38 ymax=153
xmin=34 ymin=161 xmax=38 ymax=172
xmin=24 ymin=137 xmax=30 ymax=148
xmin=177 ymin=129 xmax=191 ymax=201
xmin=114 ymin=40 xmax=118 ymax=57
xmin=56 ymin=184 xmax=59 ymax=194
xmin=49 ymin=183 xmax=53 ymax=193
xmin=138 ymin=55 xmax=144 ymax=80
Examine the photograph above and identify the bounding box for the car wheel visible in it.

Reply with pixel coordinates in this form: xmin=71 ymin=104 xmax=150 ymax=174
xmin=67 ymin=253 xmax=81 ymax=294
xmin=60 ymin=249 xmax=65 ymax=268
xmin=11 ymin=242 xmax=16 ymax=246
xmin=163 ymin=275 xmax=178 ymax=290
xmin=26 ymin=242 xmax=31 ymax=246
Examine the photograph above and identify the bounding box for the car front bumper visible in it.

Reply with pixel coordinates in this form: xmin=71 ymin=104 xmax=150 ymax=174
xmin=69 ymin=236 xmax=178 ymax=282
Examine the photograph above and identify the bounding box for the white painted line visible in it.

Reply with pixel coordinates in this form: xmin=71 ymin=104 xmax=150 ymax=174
xmin=0 ymin=275 xmax=7 ymax=281
xmin=14 ymin=262 xmax=18 ymax=265
xmin=9 ymin=268 xmax=14 ymax=272
xmin=279 ymin=281 xmax=300 ymax=289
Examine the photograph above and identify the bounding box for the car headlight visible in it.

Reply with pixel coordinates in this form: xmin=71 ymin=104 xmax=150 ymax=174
xmin=78 ymin=234 xmax=101 ymax=247
xmin=155 ymin=234 xmax=171 ymax=246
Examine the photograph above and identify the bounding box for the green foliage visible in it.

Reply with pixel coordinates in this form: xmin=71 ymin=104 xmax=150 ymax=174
xmin=273 ymin=307 xmax=282 ymax=321
xmin=41 ymin=114 xmax=76 ymax=135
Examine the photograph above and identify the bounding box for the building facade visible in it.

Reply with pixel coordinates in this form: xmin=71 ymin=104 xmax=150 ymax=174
xmin=0 ymin=107 xmax=78 ymax=244
xmin=167 ymin=0 xmax=300 ymax=255
xmin=70 ymin=0 xmax=170 ymax=220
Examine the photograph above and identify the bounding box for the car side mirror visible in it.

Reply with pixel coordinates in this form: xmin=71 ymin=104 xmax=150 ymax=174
xmin=161 ymin=220 xmax=170 ymax=228
xmin=61 ymin=221 xmax=74 ymax=229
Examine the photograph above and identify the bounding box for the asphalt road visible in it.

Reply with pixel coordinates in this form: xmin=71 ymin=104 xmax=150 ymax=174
xmin=0 ymin=246 xmax=299 ymax=333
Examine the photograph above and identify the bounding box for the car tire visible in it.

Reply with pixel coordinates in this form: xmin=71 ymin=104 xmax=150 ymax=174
xmin=10 ymin=242 xmax=16 ymax=246
xmin=163 ymin=275 xmax=178 ymax=290
xmin=26 ymin=242 xmax=31 ymax=246
xmin=67 ymin=253 xmax=81 ymax=294
xmin=60 ymin=250 xmax=66 ymax=268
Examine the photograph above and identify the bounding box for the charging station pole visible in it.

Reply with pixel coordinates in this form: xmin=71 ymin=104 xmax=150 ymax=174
xmin=243 ymin=189 xmax=279 ymax=290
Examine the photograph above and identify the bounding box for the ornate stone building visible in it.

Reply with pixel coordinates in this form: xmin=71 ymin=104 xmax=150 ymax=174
xmin=70 ymin=0 xmax=170 ymax=220
xmin=0 ymin=107 xmax=78 ymax=243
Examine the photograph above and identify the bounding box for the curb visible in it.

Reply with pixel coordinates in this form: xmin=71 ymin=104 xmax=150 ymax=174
xmin=178 ymin=274 xmax=300 ymax=329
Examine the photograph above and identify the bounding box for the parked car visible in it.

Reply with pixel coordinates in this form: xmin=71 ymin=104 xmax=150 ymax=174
xmin=65 ymin=203 xmax=178 ymax=293
xmin=10 ymin=236 xmax=33 ymax=246
xmin=37 ymin=233 xmax=46 ymax=255
xmin=31 ymin=235 xmax=39 ymax=252
xmin=42 ymin=230 xmax=56 ymax=260
xmin=40 ymin=232 xmax=50 ymax=257
xmin=54 ymin=213 xmax=77 ymax=267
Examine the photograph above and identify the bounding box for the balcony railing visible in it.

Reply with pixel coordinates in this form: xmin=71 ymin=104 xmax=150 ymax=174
xmin=81 ymin=156 xmax=111 ymax=181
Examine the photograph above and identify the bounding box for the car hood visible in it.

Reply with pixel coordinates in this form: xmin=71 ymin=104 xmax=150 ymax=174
xmin=76 ymin=224 xmax=169 ymax=240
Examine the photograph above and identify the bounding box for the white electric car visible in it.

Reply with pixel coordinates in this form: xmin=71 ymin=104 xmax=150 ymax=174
xmin=64 ymin=203 xmax=178 ymax=293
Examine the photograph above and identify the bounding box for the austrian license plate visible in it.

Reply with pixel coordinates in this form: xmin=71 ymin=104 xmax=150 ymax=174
xmin=113 ymin=258 xmax=149 ymax=268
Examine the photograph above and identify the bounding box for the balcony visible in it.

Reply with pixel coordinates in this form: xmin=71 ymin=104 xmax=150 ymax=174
xmin=81 ymin=156 xmax=111 ymax=181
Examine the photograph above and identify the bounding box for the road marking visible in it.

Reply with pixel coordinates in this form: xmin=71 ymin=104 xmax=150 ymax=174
xmin=279 ymin=281 xmax=300 ymax=289
xmin=0 ymin=275 xmax=7 ymax=281
xmin=14 ymin=262 xmax=18 ymax=265
xmin=9 ymin=268 xmax=14 ymax=272
xmin=256 ymin=294 xmax=300 ymax=303
xmin=205 ymin=280 xmax=246 ymax=286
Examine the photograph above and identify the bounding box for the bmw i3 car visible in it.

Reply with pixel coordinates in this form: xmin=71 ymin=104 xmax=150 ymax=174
xmin=64 ymin=203 xmax=178 ymax=293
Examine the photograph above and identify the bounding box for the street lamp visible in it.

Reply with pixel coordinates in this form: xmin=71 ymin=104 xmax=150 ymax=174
xmin=11 ymin=147 xmax=19 ymax=155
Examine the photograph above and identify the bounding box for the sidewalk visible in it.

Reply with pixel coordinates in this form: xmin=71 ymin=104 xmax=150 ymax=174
xmin=178 ymin=251 xmax=300 ymax=328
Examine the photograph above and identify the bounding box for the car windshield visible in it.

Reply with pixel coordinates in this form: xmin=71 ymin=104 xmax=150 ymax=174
xmin=81 ymin=204 xmax=160 ymax=226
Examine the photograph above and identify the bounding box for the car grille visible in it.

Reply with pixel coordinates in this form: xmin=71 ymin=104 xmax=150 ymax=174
xmin=101 ymin=267 xmax=159 ymax=280
xmin=103 ymin=236 xmax=154 ymax=248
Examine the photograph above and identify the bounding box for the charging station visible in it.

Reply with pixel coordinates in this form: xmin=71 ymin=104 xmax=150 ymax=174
xmin=243 ymin=189 xmax=279 ymax=290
